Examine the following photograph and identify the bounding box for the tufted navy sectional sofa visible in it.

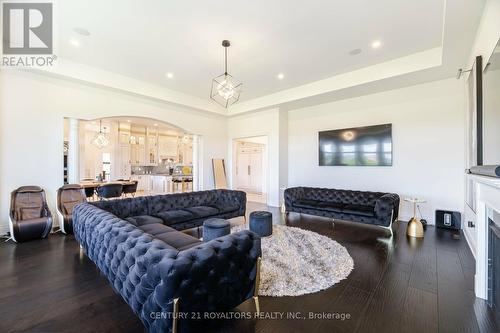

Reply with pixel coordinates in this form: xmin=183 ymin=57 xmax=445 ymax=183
xmin=73 ymin=190 xmax=261 ymax=333
xmin=285 ymin=187 xmax=399 ymax=231
xmin=91 ymin=189 xmax=246 ymax=231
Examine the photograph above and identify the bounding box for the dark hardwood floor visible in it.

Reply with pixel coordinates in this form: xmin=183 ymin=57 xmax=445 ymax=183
xmin=0 ymin=202 xmax=498 ymax=333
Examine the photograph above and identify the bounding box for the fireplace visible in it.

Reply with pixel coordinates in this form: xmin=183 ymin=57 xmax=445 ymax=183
xmin=488 ymin=217 xmax=500 ymax=316
xmin=464 ymin=174 xmax=500 ymax=300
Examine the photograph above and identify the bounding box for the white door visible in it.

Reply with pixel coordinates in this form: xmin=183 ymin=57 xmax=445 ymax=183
xmin=236 ymin=145 xmax=263 ymax=193
xmin=249 ymin=151 xmax=262 ymax=192
xmin=237 ymin=152 xmax=251 ymax=189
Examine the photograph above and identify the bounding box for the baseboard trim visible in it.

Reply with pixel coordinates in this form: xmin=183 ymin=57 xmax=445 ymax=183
xmin=463 ymin=226 xmax=477 ymax=260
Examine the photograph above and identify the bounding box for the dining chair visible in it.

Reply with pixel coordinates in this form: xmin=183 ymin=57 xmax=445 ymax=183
xmin=97 ymin=183 xmax=123 ymax=200
xmin=122 ymin=181 xmax=138 ymax=197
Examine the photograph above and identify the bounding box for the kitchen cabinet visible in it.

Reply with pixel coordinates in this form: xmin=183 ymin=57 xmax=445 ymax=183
xmin=179 ymin=141 xmax=193 ymax=165
xmin=117 ymin=144 xmax=131 ymax=179
xmin=158 ymin=135 xmax=178 ymax=160
xmin=130 ymin=143 xmax=146 ymax=165
xmin=131 ymin=175 xmax=152 ymax=192
xmin=119 ymin=131 xmax=130 ymax=145
xmin=151 ymin=175 xmax=171 ymax=194
xmin=130 ymin=132 xmax=146 ymax=166
xmin=146 ymin=128 xmax=158 ymax=166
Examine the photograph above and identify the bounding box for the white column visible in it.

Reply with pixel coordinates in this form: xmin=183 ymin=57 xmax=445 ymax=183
xmin=68 ymin=118 xmax=80 ymax=184
xmin=192 ymin=135 xmax=202 ymax=191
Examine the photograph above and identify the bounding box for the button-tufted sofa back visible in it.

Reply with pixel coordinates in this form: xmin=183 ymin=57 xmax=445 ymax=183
xmin=302 ymin=187 xmax=385 ymax=206
xmin=284 ymin=186 xmax=400 ymax=228
xmin=73 ymin=202 xmax=261 ymax=332
xmin=91 ymin=189 xmax=245 ymax=221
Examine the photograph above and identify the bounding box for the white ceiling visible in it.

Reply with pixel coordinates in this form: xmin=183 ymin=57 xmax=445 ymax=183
xmin=47 ymin=0 xmax=485 ymax=113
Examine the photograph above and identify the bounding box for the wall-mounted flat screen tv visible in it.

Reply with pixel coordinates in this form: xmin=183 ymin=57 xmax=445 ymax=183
xmin=319 ymin=124 xmax=392 ymax=166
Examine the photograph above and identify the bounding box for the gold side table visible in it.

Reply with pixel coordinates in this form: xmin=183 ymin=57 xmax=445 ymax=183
xmin=405 ymin=198 xmax=425 ymax=238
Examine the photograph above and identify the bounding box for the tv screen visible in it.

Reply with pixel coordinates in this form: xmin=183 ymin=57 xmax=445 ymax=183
xmin=319 ymin=124 xmax=392 ymax=166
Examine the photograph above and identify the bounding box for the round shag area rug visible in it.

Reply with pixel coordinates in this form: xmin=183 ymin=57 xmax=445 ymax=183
xmin=232 ymin=224 xmax=354 ymax=297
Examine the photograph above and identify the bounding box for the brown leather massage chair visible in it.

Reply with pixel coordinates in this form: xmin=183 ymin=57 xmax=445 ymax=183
xmin=9 ymin=186 xmax=53 ymax=242
xmin=57 ymin=184 xmax=87 ymax=234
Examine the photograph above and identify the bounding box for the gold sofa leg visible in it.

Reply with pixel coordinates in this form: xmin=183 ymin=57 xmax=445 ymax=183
xmin=253 ymin=257 xmax=262 ymax=315
xmin=172 ymin=297 xmax=180 ymax=333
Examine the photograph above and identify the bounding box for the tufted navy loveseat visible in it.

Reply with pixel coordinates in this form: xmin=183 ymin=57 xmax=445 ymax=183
xmin=90 ymin=189 xmax=246 ymax=231
xmin=73 ymin=197 xmax=261 ymax=332
xmin=285 ymin=187 xmax=399 ymax=232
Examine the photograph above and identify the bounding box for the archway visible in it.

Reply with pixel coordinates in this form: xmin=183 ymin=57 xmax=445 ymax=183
xmin=63 ymin=116 xmax=201 ymax=197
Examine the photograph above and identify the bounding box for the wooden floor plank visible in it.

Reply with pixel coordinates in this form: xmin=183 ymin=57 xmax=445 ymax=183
xmin=409 ymin=244 xmax=437 ymax=293
xmin=400 ymin=287 xmax=438 ymax=333
xmin=437 ymin=249 xmax=480 ymax=333
xmin=355 ymin=262 xmax=411 ymax=333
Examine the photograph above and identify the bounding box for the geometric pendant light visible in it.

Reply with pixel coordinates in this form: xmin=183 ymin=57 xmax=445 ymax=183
xmin=91 ymin=119 xmax=109 ymax=149
xmin=210 ymin=40 xmax=242 ymax=108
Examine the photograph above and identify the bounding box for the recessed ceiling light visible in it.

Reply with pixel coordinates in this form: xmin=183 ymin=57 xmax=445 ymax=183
xmin=349 ymin=48 xmax=362 ymax=56
xmin=126 ymin=120 xmax=131 ymax=123
xmin=371 ymin=40 xmax=381 ymax=49
xmin=69 ymin=39 xmax=80 ymax=47
xmin=73 ymin=27 xmax=90 ymax=36
xmin=165 ymin=72 xmax=174 ymax=79
xmin=154 ymin=123 xmax=159 ymax=127
xmin=277 ymin=73 xmax=284 ymax=80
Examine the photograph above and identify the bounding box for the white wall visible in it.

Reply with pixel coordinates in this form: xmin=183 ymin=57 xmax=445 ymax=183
xmin=0 ymin=70 xmax=227 ymax=234
xmin=227 ymin=108 xmax=282 ymax=207
xmin=483 ymin=68 xmax=500 ymax=165
xmin=288 ymin=78 xmax=466 ymax=224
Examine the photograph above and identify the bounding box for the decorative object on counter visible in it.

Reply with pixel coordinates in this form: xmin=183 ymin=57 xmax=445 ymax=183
xmin=405 ymin=197 xmax=425 ymax=238
xmin=249 ymin=211 xmax=273 ymax=237
xmin=95 ymin=171 xmax=107 ymax=182
xmin=203 ymin=218 xmax=231 ymax=242
xmin=468 ymin=165 xmax=500 ymax=178
xmin=91 ymin=119 xmax=109 ymax=149
xmin=8 ymin=186 xmax=53 ymax=242
xmin=212 ymin=158 xmax=228 ymax=189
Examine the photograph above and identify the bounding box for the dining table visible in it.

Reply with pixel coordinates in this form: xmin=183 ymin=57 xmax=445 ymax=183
xmin=79 ymin=180 xmax=135 ymax=189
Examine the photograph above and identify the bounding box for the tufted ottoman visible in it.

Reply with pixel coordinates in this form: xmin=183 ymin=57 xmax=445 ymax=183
xmin=203 ymin=218 xmax=231 ymax=241
xmin=249 ymin=211 xmax=273 ymax=237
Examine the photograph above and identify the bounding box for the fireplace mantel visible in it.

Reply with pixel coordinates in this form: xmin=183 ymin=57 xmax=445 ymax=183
xmin=465 ymin=174 xmax=500 ymax=299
